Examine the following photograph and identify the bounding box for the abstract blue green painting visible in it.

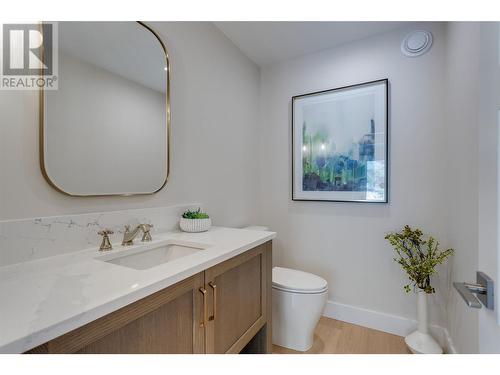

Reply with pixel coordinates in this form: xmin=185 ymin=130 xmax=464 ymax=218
xmin=292 ymin=79 xmax=388 ymax=203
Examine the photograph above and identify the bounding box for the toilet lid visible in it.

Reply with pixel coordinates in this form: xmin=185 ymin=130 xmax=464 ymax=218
xmin=272 ymin=267 xmax=328 ymax=293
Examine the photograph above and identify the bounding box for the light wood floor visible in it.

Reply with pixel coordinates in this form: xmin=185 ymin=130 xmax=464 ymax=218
xmin=273 ymin=317 xmax=410 ymax=354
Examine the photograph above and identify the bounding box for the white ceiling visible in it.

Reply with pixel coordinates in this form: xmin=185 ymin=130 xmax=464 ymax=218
xmin=214 ymin=22 xmax=410 ymax=66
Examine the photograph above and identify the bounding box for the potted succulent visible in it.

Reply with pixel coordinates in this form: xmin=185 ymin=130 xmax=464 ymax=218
xmin=180 ymin=208 xmax=211 ymax=233
xmin=385 ymin=225 xmax=454 ymax=354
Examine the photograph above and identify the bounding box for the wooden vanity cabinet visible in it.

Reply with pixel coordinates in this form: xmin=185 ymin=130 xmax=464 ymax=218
xmin=204 ymin=242 xmax=272 ymax=353
xmin=29 ymin=272 xmax=206 ymax=354
xmin=26 ymin=241 xmax=272 ymax=354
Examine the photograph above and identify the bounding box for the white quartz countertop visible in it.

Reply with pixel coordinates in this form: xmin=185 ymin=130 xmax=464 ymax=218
xmin=0 ymin=227 xmax=275 ymax=353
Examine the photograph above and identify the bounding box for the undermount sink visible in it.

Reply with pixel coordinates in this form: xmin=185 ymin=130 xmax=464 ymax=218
xmin=96 ymin=240 xmax=211 ymax=270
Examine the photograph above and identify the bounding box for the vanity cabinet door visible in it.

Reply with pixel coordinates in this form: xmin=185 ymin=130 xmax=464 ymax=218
xmin=204 ymin=241 xmax=272 ymax=354
xmin=28 ymin=272 xmax=206 ymax=354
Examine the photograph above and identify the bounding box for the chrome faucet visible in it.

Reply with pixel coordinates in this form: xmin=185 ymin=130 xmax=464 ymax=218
xmin=122 ymin=224 xmax=153 ymax=246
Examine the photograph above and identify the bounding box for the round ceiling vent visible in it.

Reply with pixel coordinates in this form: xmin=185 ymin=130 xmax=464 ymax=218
xmin=401 ymin=30 xmax=433 ymax=57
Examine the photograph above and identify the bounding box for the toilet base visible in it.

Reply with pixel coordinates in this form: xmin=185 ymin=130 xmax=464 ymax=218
xmin=273 ymin=335 xmax=314 ymax=352
xmin=272 ymin=288 xmax=327 ymax=352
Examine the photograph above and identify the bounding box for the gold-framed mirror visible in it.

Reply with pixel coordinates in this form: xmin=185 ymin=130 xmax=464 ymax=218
xmin=40 ymin=21 xmax=170 ymax=196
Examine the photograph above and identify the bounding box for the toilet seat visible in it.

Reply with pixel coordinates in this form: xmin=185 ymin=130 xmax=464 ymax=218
xmin=272 ymin=267 xmax=328 ymax=294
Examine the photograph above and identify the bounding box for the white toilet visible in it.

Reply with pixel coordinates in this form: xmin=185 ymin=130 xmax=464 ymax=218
xmin=272 ymin=266 xmax=328 ymax=351
xmin=243 ymin=226 xmax=328 ymax=352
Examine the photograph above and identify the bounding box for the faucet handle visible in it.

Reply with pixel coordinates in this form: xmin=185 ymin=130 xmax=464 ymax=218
xmin=98 ymin=229 xmax=114 ymax=251
xmin=98 ymin=228 xmax=114 ymax=236
xmin=141 ymin=223 xmax=153 ymax=242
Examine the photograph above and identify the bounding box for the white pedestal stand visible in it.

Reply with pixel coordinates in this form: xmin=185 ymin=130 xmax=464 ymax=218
xmin=405 ymin=291 xmax=443 ymax=354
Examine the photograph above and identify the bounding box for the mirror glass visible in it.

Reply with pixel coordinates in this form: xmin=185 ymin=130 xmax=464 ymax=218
xmin=42 ymin=22 xmax=169 ymax=196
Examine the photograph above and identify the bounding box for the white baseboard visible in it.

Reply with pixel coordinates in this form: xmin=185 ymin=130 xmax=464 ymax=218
xmin=322 ymin=300 xmax=457 ymax=354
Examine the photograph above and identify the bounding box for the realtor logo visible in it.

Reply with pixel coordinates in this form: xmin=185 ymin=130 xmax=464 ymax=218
xmin=1 ymin=23 xmax=58 ymax=90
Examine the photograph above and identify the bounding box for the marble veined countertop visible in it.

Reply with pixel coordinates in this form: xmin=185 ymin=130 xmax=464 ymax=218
xmin=0 ymin=227 xmax=275 ymax=353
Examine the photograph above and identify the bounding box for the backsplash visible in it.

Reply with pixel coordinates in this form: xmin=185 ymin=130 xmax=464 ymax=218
xmin=0 ymin=203 xmax=200 ymax=267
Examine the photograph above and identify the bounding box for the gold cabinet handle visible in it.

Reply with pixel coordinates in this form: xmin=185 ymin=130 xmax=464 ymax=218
xmin=209 ymin=282 xmax=217 ymax=321
xmin=199 ymin=287 xmax=207 ymax=327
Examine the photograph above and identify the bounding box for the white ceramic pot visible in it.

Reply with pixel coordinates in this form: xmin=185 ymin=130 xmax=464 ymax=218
xmin=404 ymin=290 xmax=443 ymax=354
xmin=179 ymin=218 xmax=212 ymax=233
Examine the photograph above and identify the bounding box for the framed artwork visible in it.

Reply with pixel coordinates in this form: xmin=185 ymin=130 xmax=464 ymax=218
xmin=292 ymin=79 xmax=388 ymax=203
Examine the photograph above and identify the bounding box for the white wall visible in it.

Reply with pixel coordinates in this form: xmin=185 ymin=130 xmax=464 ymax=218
xmin=443 ymin=22 xmax=480 ymax=354
xmin=0 ymin=22 xmax=260 ymax=227
xmin=477 ymin=22 xmax=500 ymax=354
xmin=258 ymin=23 xmax=451 ymax=329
